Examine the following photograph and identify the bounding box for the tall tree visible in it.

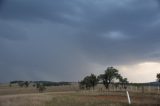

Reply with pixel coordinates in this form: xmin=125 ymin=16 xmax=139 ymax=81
xmin=79 ymin=80 xmax=85 ymax=90
xmin=83 ymin=76 xmax=92 ymax=89
xmin=79 ymin=76 xmax=91 ymax=90
xmin=90 ymin=74 xmax=98 ymax=90
xmin=98 ymin=67 xmax=120 ymax=89
xmin=79 ymin=74 xmax=98 ymax=90
xmin=119 ymin=76 xmax=128 ymax=89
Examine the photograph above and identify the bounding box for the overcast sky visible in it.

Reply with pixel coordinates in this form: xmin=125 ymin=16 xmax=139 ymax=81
xmin=0 ymin=0 xmax=160 ymax=83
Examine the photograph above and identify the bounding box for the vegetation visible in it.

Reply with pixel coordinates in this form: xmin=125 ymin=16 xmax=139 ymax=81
xmin=35 ymin=82 xmax=46 ymax=92
xmin=0 ymin=72 xmax=160 ymax=106
xmin=118 ymin=76 xmax=128 ymax=89
xmin=34 ymin=81 xmax=71 ymax=86
xmin=0 ymin=90 xmax=159 ymax=106
xmin=1 ymin=67 xmax=159 ymax=106
xmin=90 ymin=74 xmax=99 ymax=90
xmin=10 ymin=81 xmax=71 ymax=87
xmin=79 ymin=74 xmax=98 ymax=90
xmin=38 ymin=84 xmax=46 ymax=93
xmin=45 ymin=93 xmax=130 ymax=106
xmin=79 ymin=67 xmax=129 ymax=90
xmin=10 ymin=81 xmax=30 ymax=88
xmin=98 ymin=67 xmax=120 ymax=89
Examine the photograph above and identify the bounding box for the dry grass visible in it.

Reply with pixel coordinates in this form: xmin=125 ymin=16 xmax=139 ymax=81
xmin=76 ymin=91 xmax=160 ymax=106
xmin=0 ymin=93 xmax=52 ymax=106
xmin=1 ymin=91 xmax=159 ymax=106
xmin=0 ymin=84 xmax=160 ymax=106
xmin=0 ymin=84 xmax=78 ymax=96
xmin=45 ymin=93 xmax=128 ymax=106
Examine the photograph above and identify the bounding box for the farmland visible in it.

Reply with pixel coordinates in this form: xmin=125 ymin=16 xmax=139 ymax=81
xmin=0 ymin=83 xmax=159 ymax=106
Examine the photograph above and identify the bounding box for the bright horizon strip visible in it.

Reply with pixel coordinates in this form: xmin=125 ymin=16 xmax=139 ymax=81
xmin=89 ymin=62 xmax=160 ymax=83
xmin=118 ymin=62 xmax=160 ymax=83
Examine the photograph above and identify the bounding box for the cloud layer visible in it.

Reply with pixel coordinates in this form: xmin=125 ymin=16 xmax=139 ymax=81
xmin=0 ymin=0 xmax=160 ymax=82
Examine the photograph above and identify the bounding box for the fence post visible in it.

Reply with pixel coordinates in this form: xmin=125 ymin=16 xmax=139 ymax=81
xmin=126 ymin=90 xmax=131 ymax=105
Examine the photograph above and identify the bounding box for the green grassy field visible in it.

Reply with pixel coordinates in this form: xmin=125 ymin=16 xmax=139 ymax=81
xmin=0 ymin=84 xmax=159 ymax=106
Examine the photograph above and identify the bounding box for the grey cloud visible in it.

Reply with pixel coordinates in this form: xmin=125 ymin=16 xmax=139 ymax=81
xmin=0 ymin=0 xmax=81 ymax=25
xmin=0 ymin=21 xmax=27 ymax=40
xmin=0 ymin=0 xmax=4 ymax=6
xmin=0 ymin=0 xmax=160 ymax=82
xmin=74 ymin=0 xmax=160 ymax=65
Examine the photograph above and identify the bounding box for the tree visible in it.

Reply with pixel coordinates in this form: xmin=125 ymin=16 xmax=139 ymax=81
xmin=119 ymin=76 xmax=128 ymax=89
xmin=24 ymin=81 xmax=29 ymax=87
xmin=89 ymin=74 xmax=98 ymax=90
xmin=83 ymin=76 xmax=92 ymax=89
xmin=38 ymin=84 xmax=46 ymax=93
xmin=157 ymin=73 xmax=160 ymax=82
xmin=36 ymin=82 xmax=41 ymax=89
xmin=98 ymin=67 xmax=120 ymax=89
xmin=79 ymin=74 xmax=98 ymax=90
xmin=79 ymin=80 xmax=85 ymax=90
xmin=35 ymin=82 xmax=46 ymax=92
xmin=18 ymin=81 xmax=25 ymax=87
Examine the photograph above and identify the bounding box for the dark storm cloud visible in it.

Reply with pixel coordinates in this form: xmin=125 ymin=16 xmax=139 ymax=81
xmin=0 ymin=0 xmax=160 ymax=82
xmin=0 ymin=21 xmax=27 ymax=40
xmin=0 ymin=0 xmax=82 ymax=24
xmin=75 ymin=0 xmax=160 ymax=65
xmin=0 ymin=0 xmax=3 ymax=6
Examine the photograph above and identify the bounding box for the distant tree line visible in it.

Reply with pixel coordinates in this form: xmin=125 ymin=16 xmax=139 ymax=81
xmin=10 ymin=81 xmax=71 ymax=87
xmin=9 ymin=80 xmax=71 ymax=92
xmin=34 ymin=81 xmax=71 ymax=86
xmin=10 ymin=81 xmax=30 ymax=87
